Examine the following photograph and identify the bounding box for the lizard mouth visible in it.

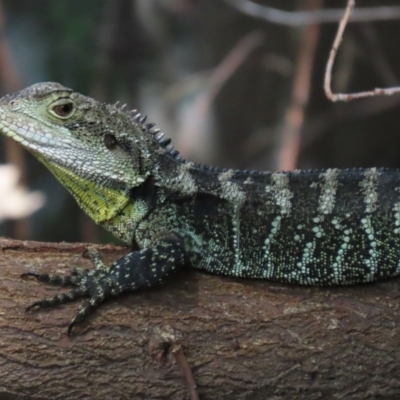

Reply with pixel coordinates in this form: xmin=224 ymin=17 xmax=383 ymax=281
xmin=0 ymin=110 xmax=74 ymax=155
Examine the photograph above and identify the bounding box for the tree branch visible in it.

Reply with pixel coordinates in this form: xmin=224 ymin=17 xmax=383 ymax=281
xmin=1 ymin=237 xmax=400 ymax=399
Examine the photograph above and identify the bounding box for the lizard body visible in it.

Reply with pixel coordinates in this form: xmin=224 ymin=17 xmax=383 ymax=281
xmin=1 ymin=82 xmax=399 ymax=334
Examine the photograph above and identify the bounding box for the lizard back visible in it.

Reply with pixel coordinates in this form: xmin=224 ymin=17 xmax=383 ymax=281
xmin=170 ymin=165 xmax=400 ymax=285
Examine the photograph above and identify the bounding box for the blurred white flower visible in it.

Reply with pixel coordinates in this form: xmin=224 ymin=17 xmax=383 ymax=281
xmin=0 ymin=164 xmax=45 ymax=222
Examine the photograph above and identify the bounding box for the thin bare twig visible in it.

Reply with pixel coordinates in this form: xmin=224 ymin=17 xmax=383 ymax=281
xmin=223 ymin=0 xmax=400 ymax=26
xmin=324 ymin=0 xmax=400 ymax=102
xmin=172 ymin=345 xmax=199 ymax=400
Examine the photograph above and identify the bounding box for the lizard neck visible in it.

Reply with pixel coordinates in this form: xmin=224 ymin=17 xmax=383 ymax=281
xmin=101 ymin=200 xmax=149 ymax=243
xmin=152 ymin=155 xmax=262 ymax=200
xmin=40 ymin=158 xmax=131 ymax=224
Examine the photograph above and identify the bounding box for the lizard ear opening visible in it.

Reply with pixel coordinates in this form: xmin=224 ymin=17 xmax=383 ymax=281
xmin=104 ymin=134 xmax=118 ymax=150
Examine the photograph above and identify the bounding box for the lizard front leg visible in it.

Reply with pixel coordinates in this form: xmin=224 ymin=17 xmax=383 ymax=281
xmin=24 ymin=233 xmax=187 ymax=335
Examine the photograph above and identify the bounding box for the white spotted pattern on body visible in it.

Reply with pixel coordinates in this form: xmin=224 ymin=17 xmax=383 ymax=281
xmin=2 ymin=83 xmax=400 ymax=333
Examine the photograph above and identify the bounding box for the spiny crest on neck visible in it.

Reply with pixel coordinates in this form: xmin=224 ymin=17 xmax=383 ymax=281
xmin=112 ymin=102 xmax=184 ymax=162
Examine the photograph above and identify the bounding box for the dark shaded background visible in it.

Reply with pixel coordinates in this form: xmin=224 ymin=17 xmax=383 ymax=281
xmin=1 ymin=0 xmax=400 ymax=244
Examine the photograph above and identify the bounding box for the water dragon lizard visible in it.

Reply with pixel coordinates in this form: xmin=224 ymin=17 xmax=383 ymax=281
xmin=1 ymin=82 xmax=399 ymax=335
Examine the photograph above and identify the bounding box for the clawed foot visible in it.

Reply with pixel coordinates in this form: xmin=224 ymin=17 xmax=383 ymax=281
xmin=21 ymin=238 xmax=183 ymax=336
xmin=22 ymin=248 xmax=113 ymax=336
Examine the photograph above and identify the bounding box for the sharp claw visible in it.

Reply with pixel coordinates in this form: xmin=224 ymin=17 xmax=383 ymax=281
xmin=21 ymin=272 xmax=39 ymax=279
xmin=26 ymin=302 xmax=40 ymax=312
xmin=67 ymin=321 xmax=75 ymax=337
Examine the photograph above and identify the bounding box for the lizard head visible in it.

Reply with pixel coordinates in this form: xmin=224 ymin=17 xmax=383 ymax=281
xmin=0 ymin=82 xmax=149 ymax=186
xmin=0 ymin=82 xmax=155 ymax=223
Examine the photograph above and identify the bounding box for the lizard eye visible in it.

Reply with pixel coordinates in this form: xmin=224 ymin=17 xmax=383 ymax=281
xmin=50 ymin=101 xmax=75 ymax=118
xmin=104 ymin=134 xmax=118 ymax=150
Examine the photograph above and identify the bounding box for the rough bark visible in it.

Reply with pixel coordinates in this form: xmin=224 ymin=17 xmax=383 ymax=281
xmin=0 ymin=237 xmax=399 ymax=400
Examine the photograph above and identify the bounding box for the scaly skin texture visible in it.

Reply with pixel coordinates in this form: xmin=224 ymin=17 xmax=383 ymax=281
xmin=1 ymin=82 xmax=400 ymax=335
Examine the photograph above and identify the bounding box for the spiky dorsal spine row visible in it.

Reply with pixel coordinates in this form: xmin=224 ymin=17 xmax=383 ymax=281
xmin=130 ymin=110 xmax=182 ymax=160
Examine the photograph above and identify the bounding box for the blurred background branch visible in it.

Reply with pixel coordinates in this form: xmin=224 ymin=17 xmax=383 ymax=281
xmin=223 ymin=0 xmax=400 ymax=25
xmin=277 ymin=0 xmax=322 ymax=170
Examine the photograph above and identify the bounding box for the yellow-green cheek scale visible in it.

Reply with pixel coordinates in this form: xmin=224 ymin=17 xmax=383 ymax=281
xmin=40 ymin=158 xmax=131 ymax=224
